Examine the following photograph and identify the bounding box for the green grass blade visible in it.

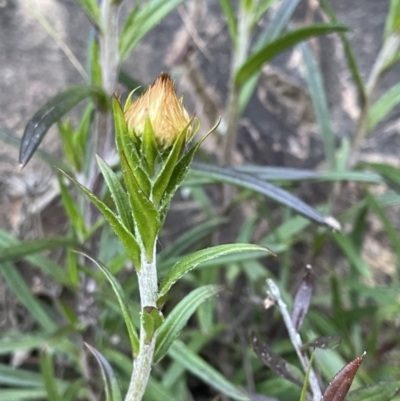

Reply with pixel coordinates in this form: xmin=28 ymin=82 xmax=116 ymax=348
xmin=318 ymin=0 xmax=366 ymax=106
xmin=218 ymin=0 xmax=237 ymax=44
xmin=0 ymin=262 xmax=57 ymax=332
xmin=168 ymin=340 xmax=250 ymax=401
xmin=158 ymin=243 xmax=271 ymax=298
xmin=331 ymin=233 xmax=371 ymax=278
xmin=300 ymin=42 xmax=336 ymax=169
xmin=0 ymin=389 xmax=47 ymax=400
xmin=0 ymin=236 xmax=76 ymax=264
xmin=119 ymin=0 xmax=187 ymax=60
xmin=40 ymin=349 xmax=61 ymax=401
xmin=0 ymin=229 xmax=69 ymax=285
xmin=236 ymin=24 xmax=347 ymax=85
xmin=346 ymin=381 xmax=400 ymax=401
xmin=86 ymin=344 xmax=123 ymax=401
xmin=191 ymin=162 xmax=340 ymax=230
xmin=81 ymin=252 xmax=140 ymax=357
xmin=368 ymin=82 xmax=400 ymax=131
xmin=154 ymin=285 xmax=223 ymax=363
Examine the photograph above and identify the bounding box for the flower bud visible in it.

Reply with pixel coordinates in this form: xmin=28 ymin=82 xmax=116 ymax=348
xmin=124 ymin=73 xmax=192 ymax=149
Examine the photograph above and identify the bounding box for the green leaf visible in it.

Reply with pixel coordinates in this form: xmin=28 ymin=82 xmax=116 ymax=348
xmin=154 ymin=285 xmax=222 ymax=363
xmin=0 ymin=262 xmax=57 ymax=332
xmin=191 ymin=162 xmax=341 ymax=230
xmin=299 ymin=351 xmax=314 ymax=401
xmin=368 ymin=82 xmax=400 ymax=131
xmin=113 ymin=98 xmax=151 ymax=196
xmin=119 ymin=0 xmax=187 ymax=61
xmin=59 ymin=169 xmax=140 ymax=267
xmin=366 ymin=192 xmax=400 ymax=260
xmin=145 ymin=377 xmax=181 ymax=401
xmin=346 ymin=382 xmax=400 ymax=401
xmin=236 ymin=24 xmax=347 ymax=85
xmin=331 ymin=233 xmax=371 ymax=278
xmin=75 ymin=0 xmax=100 ymax=24
xmin=58 ymin=175 xmax=86 ymax=241
xmin=152 ymin=126 xmax=188 ymax=205
xmin=0 ymin=389 xmax=47 ymax=400
xmin=384 ymin=0 xmax=400 ymax=39
xmin=158 ymin=243 xmax=271 ymax=299
xmin=318 ymin=0 xmax=366 ymax=107
xmin=86 ymin=344 xmax=123 ymax=401
xmin=96 ymin=155 xmax=134 ymax=233
xmin=80 ymin=252 xmax=140 ymax=357
xmin=0 ymin=126 xmax=70 ymax=171
xmin=239 ymin=0 xmax=301 ymax=112
xmin=19 ymin=85 xmax=105 ymax=167
xmin=0 ymin=229 xmax=69 ymax=285
xmin=40 ymin=348 xmax=61 ymax=401
xmin=300 ymin=42 xmax=336 ymax=169
xmin=0 ymin=236 xmax=75 ymax=264
xmin=120 ymin=151 xmax=160 ymax=260
xmin=160 ymin=122 xmax=215 ymax=213
xmin=218 ymin=0 xmax=237 ymax=44
xmin=168 ymin=340 xmax=250 ymax=400
xmin=159 ymin=218 xmax=225 ymax=261
xmin=143 ymin=306 xmax=164 ymax=344
xmin=0 ymin=362 xmax=44 ymax=387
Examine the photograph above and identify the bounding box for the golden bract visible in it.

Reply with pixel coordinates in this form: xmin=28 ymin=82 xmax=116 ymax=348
xmin=124 ymin=73 xmax=192 ymax=149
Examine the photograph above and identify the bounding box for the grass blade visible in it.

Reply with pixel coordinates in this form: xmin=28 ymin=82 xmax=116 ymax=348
xmin=168 ymin=340 xmax=250 ymax=401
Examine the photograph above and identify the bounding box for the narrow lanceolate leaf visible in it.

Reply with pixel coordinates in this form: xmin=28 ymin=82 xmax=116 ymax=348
xmin=291 ymin=265 xmax=314 ymax=331
xmin=0 ymin=236 xmax=76 ymax=264
xmin=58 ymin=175 xmax=87 ymax=241
xmin=59 ymin=170 xmax=140 ymax=267
xmin=191 ymin=162 xmax=341 ymax=230
xmin=86 ymin=344 xmax=123 ymax=401
xmin=368 ymin=82 xmax=400 ymax=131
xmin=299 ymin=351 xmax=315 ymax=401
xmin=96 ymin=155 xmax=134 ymax=233
xmin=152 ymin=126 xmax=187 ymax=205
xmin=160 ymin=119 xmax=218 ymax=213
xmin=119 ymin=0 xmax=187 ymax=61
xmin=120 ymin=151 xmax=160 ymax=260
xmin=80 ymin=253 xmax=139 ymax=357
xmin=168 ymin=340 xmax=250 ymax=401
xmin=154 ymin=285 xmax=223 ymax=363
xmin=40 ymin=348 xmax=61 ymax=401
xmin=300 ymin=42 xmax=336 ymax=169
xmin=236 ymin=24 xmax=347 ymax=85
xmin=158 ymin=243 xmax=272 ymax=299
xmin=346 ymin=381 xmax=400 ymax=401
xmin=143 ymin=306 xmax=164 ymax=344
xmin=20 ymin=85 xmax=105 ymax=166
xmin=75 ymin=0 xmax=100 ymax=25
xmin=0 ymin=262 xmax=57 ymax=333
xmin=251 ymin=332 xmax=303 ymax=387
xmin=321 ymin=353 xmax=365 ymax=401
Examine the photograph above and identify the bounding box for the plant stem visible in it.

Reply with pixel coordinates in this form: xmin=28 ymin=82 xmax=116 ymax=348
xmin=267 ymin=279 xmax=322 ymax=401
xmin=125 ymin=242 xmax=158 ymax=401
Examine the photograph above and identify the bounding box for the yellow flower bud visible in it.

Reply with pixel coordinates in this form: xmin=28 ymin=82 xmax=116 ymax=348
xmin=124 ymin=73 xmax=192 ymax=149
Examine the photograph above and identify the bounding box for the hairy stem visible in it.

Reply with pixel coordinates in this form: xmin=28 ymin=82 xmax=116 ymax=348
xmin=125 ymin=243 xmax=158 ymax=401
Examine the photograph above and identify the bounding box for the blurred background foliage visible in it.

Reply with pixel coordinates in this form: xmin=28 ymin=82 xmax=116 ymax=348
xmin=0 ymin=0 xmax=400 ymax=400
